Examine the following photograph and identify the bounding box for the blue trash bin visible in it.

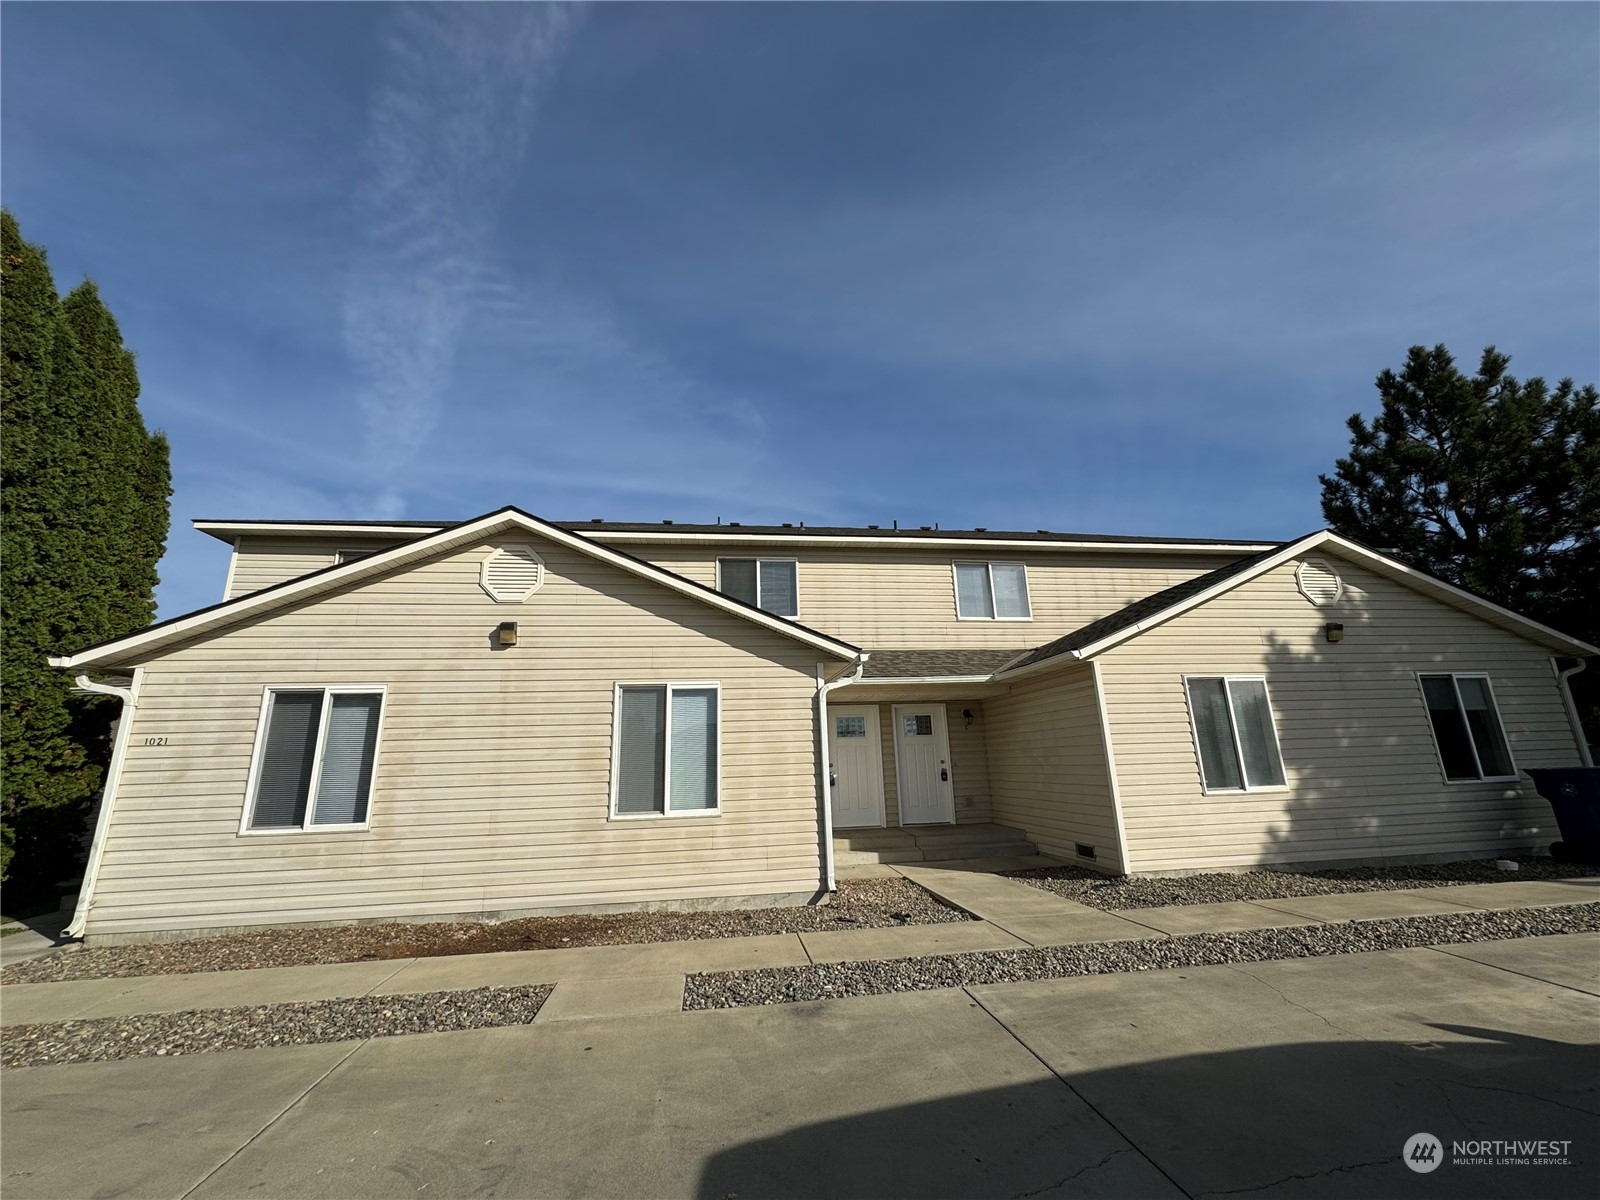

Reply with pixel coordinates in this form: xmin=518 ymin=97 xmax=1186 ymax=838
xmin=1524 ymin=768 xmax=1600 ymax=864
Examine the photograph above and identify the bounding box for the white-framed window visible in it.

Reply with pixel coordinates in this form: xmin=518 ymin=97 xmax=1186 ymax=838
xmin=1419 ymin=673 xmax=1516 ymax=782
xmin=242 ymin=687 xmax=385 ymax=833
xmin=335 ymin=548 xmax=375 ymax=565
xmin=717 ymin=559 xmax=799 ymax=618
xmin=953 ymin=561 xmax=1031 ymax=620
xmin=611 ymin=683 xmax=721 ymax=818
xmin=1184 ymin=676 xmax=1287 ymax=792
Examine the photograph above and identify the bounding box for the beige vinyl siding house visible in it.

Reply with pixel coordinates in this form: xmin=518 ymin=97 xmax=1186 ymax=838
xmin=56 ymin=512 xmax=1594 ymax=942
xmin=1096 ymin=552 xmax=1585 ymax=872
xmin=60 ymin=515 xmax=858 ymax=943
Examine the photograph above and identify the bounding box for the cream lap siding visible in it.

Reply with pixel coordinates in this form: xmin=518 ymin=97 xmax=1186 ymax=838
xmin=226 ymin=536 xmax=409 ymax=599
xmin=1098 ymin=555 xmax=1585 ymax=873
xmin=982 ymin=666 xmax=1124 ymax=870
xmin=89 ymin=536 xmax=825 ymax=940
xmin=630 ymin=547 xmax=1233 ymax=649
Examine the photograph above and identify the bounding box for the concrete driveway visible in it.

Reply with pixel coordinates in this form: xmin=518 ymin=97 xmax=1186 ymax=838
xmin=3 ymin=934 xmax=1596 ymax=1199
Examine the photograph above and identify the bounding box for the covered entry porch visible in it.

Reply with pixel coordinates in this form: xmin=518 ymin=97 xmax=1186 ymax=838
xmin=827 ymin=652 xmax=1128 ymax=875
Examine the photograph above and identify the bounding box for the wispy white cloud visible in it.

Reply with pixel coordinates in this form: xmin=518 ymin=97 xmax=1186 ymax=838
xmin=342 ymin=2 xmax=585 ymax=518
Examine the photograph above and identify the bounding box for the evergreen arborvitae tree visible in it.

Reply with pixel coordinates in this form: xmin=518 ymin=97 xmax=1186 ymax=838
xmin=1320 ymin=344 xmax=1600 ymax=741
xmin=0 ymin=211 xmax=172 ymax=892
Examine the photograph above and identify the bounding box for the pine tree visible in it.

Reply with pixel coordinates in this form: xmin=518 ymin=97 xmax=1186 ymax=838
xmin=1320 ymin=344 xmax=1600 ymax=741
xmin=1 ymin=212 xmax=171 ymax=892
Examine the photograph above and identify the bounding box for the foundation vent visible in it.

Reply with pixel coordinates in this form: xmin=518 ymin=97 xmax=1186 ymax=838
xmin=1075 ymin=843 xmax=1097 ymax=860
xmin=480 ymin=544 xmax=546 ymax=603
xmin=1295 ymin=559 xmax=1342 ymax=607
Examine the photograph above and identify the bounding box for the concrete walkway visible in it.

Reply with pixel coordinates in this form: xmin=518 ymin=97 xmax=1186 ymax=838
xmin=2 ymin=870 xmax=1594 ymax=1028
xmin=4 ymin=934 xmax=1596 ymax=1199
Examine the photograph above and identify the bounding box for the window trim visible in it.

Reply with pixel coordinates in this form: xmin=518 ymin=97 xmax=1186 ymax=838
xmin=1416 ymin=671 xmax=1519 ymax=784
xmin=952 ymin=560 xmax=1033 ymax=622
xmin=608 ymin=681 xmax=724 ymax=821
xmin=335 ymin=548 xmax=376 ymax=565
xmin=238 ymin=685 xmax=387 ymax=836
xmin=715 ymin=558 xmax=800 ymax=618
xmin=1181 ymin=674 xmax=1290 ymax=795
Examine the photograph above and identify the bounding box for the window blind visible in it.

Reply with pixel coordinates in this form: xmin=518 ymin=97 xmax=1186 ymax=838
xmin=1187 ymin=678 xmax=1243 ymax=791
xmin=758 ymin=561 xmax=798 ymax=617
xmin=668 ymin=688 xmax=718 ymax=811
xmin=955 ymin=564 xmax=994 ymax=618
xmin=990 ymin=563 xmax=1031 ymax=618
xmin=1228 ymin=679 xmax=1285 ymax=787
xmin=312 ymin=693 xmax=382 ymax=825
xmin=250 ymin=691 xmax=323 ymax=829
xmin=617 ymin=687 xmax=667 ymax=814
xmin=720 ymin=560 xmax=758 ymax=606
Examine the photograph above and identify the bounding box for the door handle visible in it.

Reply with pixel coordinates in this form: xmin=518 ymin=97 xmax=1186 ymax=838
xmin=830 ymin=771 xmax=838 ymax=789
xmin=940 ymin=768 xmax=949 ymax=782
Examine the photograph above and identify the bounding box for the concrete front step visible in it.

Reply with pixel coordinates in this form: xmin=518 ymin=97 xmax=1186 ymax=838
xmin=834 ymin=822 xmax=1037 ymax=865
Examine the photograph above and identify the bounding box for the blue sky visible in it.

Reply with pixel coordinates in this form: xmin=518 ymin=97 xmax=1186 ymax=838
xmin=4 ymin=2 xmax=1596 ymax=619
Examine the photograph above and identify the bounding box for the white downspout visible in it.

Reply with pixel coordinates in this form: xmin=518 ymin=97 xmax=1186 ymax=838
xmin=65 ymin=670 xmax=142 ymax=939
xmin=816 ymin=654 xmax=868 ymax=894
xmin=1555 ymin=658 xmax=1594 ymax=768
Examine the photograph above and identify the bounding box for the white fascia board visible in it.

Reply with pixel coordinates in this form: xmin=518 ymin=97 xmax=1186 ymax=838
xmin=58 ymin=510 xmax=860 ymax=669
xmin=588 ymin=530 xmax=1276 ymax=554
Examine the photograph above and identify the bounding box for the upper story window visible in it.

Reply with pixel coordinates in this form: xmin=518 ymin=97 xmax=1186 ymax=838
xmin=718 ymin=559 xmax=799 ymax=618
xmin=335 ymin=548 xmax=376 ymax=565
xmin=954 ymin=562 xmax=1031 ymax=620
xmin=1420 ymin=673 xmax=1515 ymax=782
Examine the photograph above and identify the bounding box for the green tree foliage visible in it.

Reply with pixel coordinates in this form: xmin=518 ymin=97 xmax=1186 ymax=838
xmin=1320 ymin=344 xmax=1600 ymax=741
xmin=1 ymin=211 xmax=172 ymax=893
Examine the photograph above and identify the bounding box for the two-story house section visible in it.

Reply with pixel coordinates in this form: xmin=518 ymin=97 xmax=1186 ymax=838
xmin=50 ymin=507 xmax=1595 ymax=943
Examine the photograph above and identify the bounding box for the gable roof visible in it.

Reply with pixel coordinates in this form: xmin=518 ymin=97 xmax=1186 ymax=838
xmin=192 ymin=517 xmax=1274 ymax=555
xmin=51 ymin=507 xmax=862 ymax=670
xmin=994 ymin=530 xmax=1597 ymax=680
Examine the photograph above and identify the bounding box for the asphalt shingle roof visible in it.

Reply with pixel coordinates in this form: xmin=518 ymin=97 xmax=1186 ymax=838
xmin=861 ymin=649 xmax=1033 ymax=679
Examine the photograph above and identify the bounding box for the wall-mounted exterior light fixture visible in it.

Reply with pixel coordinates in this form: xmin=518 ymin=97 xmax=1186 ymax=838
xmin=497 ymin=621 xmax=519 ymax=647
xmin=1324 ymin=622 xmax=1345 ymax=644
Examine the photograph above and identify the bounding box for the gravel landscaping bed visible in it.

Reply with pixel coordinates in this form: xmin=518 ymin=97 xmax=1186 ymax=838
xmin=683 ymin=902 xmax=1600 ymax=1010
xmin=1 ymin=984 xmax=554 ymax=1069
xmin=1 ymin=878 xmax=968 ymax=985
xmin=1006 ymin=855 xmax=1600 ymax=911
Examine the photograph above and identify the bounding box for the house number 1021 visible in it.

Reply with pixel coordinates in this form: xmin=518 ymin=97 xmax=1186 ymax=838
xmin=143 ymin=736 xmax=168 ymax=747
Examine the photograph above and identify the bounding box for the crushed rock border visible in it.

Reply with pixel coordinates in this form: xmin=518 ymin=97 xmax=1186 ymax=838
xmin=684 ymin=902 xmax=1600 ymax=1010
xmin=1 ymin=984 xmax=553 ymax=1070
xmin=1007 ymin=855 xmax=1600 ymax=911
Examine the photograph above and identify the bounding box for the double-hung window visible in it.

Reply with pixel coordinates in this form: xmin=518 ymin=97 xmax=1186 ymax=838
xmin=245 ymin=687 xmax=384 ymax=831
xmin=1420 ymin=673 xmax=1515 ymax=781
xmin=1185 ymin=676 xmax=1286 ymax=792
xmin=613 ymin=684 xmax=720 ymax=817
xmin=954 ymin=562 xmax=1031 ymax=620
xmin=717 ymin=559 xmax=798 ymax=618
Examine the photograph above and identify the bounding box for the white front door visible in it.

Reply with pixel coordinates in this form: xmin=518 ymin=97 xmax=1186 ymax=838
xmin=829 ymin=705 xmax=886 ymax=829
xmin=893 ymin=704 xmax=956 ymax=825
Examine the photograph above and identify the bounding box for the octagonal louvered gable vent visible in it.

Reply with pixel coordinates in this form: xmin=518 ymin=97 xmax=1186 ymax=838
xmin=480 ymin=544 xmax=546 ymax=603
xmin=1295 ymin=559 xmax=1342 ymax=606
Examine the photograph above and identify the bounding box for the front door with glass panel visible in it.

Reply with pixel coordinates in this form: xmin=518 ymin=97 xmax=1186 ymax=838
xmin=893 ymin=704 xmax=956 ymax=825
xmin=829 ymin=706 xmax=886 ymax=829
